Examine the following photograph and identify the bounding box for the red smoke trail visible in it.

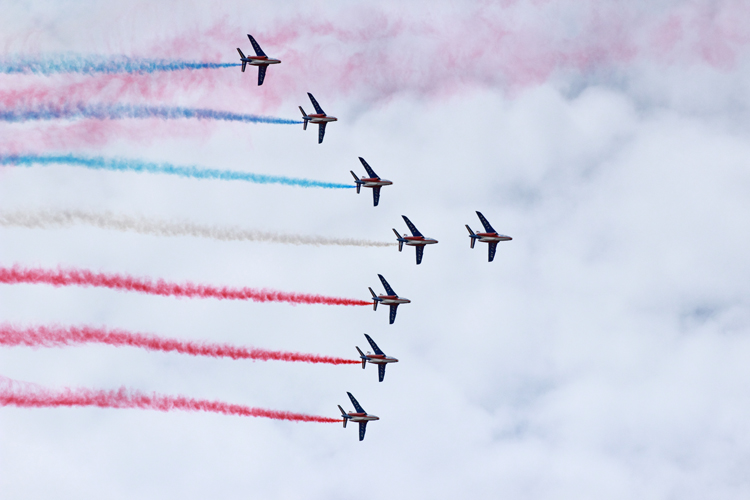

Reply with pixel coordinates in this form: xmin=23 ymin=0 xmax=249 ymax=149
xmin=0 ymin=323 xmax=359 ymax=365
xmin=0 ymin=378 xmax=340 ymax=423
xmin=0 ymin=264 xmax=371 ymax=306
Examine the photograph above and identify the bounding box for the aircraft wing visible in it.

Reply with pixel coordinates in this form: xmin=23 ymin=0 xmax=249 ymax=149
xmin=308 ymin=92 xmax=325 ymax=114
xmin=378 ymin=274 xmax=396 ymax=296
xmin=415 ymin=245 xmax=424 ymax=265
xmin=378 ymin=364 xmax=386 ymax=383
xmin=372 ymin=186 xmax=381 ymax=207
xmin=318 ymin=122 xmax=326 ymax=144
xmin=389 ymin=304 xmax=398 ymax=324
xmin=364 ymin=334 xmax=384 ymax=355
xmin=257 ymin=65 xmax=267 ymax=86
xmin=347 ymin=392 xmax=366 ymax=414
xmin=358 ymin=421 xmax=367 ymax=441
xmin=402 ymin=215 xmax=423 ymax=237
xmin=247 ymin=34 xmax=266 ymax=57
xmin=488 ymin=241 xmax=498 ymax=262
xmin=476 ymin=211 xmax=496 ymax=233
xmin=358 ymin=157 xmax=378 ymax=179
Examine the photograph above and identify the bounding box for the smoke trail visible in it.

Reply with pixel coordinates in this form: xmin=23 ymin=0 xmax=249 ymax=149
xmin=0 ymin=55 xmax=241 ymax=75
xmin=0 ymin=264 xmax=372 ymax=306
xmin=0 ymin=377 xmax=339 ymax=423
xmin=0 ymin=323 xmax=360 ymax=365
xmin=0 ymin=209 xmax=394 ymax=247
xmin=0 ymin=154 xmax=353 ymax=189
xmin=0 ymin=103 xmax=301 ymax=124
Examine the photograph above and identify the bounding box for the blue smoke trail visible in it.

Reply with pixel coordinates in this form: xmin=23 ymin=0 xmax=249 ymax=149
xmin=0 ymin=104 xmax=302 ymax=125
xmin=0 ymin=55 xmax=242 ymax=75
xmin=0 ymin=154 xmax=353 ymax=189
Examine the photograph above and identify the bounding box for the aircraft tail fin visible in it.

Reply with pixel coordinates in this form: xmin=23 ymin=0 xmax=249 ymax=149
xmin=237 ymin=49 xmax=247 ymax=72
xmin=355 ymin=346 xmax=366 ymax=368
xmin=350 ymin=171 xmax=361 ymax=193
xmin=392 ymin=229 xmax=403 ymax=251
xmin=338 ymin=405 xmax=348 ymax=427
xmin=466 ymin=225 xmax=476 ymax=248
xmin=369 ymin=287 xmax=378 ymax=310
xmin=299 ymin=107 xmax=308 ymax=130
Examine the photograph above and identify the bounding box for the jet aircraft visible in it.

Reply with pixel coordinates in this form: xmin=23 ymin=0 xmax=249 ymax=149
xmin=338 ymin=392 xmax=379 ymax=441
xmin=393 ymin=215 xmax=438 ymax=265
xmin=466 ymin=211 xmax=512 ymax=262
xmin=350 ymin=157 xmax=392 ymax=206
xmin=369 ymin=274 xmax=410 ymax=325
xmin=236 ymin=34 xmax=281 ymax=86
xmin=356 ymin=334 xmax=398 ymax=382
xmin=299 ymin=93 xmax=337 ymax=144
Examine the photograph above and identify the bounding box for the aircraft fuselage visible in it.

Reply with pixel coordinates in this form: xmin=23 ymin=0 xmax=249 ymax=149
xmin=475 ymin=232 xmax=512 ymax=243
xmin=359 ymin=177 xmax=392 ymax=188
xmin=306 ymin=113 xmax=338 ymax=123
xmin=402 ymin=235 xmax=438 ymax=246
xmin=242 ymin=56 xmax=281 ymax=66
xmin=378 ymin=295 xmax=410 ymax=306
xmin=363 ymin=354 xmax=399 ymax=365
xmin=346 ymin=412 xmax=380 ymax=423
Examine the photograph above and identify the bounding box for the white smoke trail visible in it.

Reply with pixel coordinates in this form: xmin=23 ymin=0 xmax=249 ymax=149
xmin=0 ymin=210 xmax=395 ymax=248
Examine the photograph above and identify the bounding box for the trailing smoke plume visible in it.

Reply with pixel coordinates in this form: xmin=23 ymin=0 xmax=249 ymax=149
xmin=0 ymin=55 xmax=241 ymax=75
xmin=0 ymin=103 xmax=301 ymax=124
xmin=0 ymin=155 xmax=352 ymax=189
xmin=0 ymin=209 xmax=393 ymax=247
xmin=0 ymin=264 xmax=372 ymax=306
xmin=0 ymin=323 xmax=359 ymax=365
xmin=0 ymin=377 xmax=339 ymax=423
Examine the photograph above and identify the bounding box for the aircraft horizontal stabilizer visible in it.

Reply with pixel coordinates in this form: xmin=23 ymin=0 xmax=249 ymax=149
xmin=466 ymin=225 xmax=476 ymax=248
xmin=392 ymin=229 xmax=403 ymax=251
xmin=355 ymin=346 xmax=366 ymax=368
xmin=338 ymin=405 xmax=348 ymax=427
xmin=350 ymin=171 xmax=361 ymax=193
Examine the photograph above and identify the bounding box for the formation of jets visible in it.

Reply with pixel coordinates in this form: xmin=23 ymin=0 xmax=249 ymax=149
xmin=239 ymin=35 xmax=513 ymax=441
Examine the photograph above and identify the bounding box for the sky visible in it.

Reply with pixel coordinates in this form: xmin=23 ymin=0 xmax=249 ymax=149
xmin=1 ymin=0 xmax=750 ymax=498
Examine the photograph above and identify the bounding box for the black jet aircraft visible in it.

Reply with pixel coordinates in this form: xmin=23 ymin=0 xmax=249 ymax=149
xmin=466 ymin=211 xmax=512 ymax=262
xmin=356 ymin=334 xmax=399 ymax=382
xmin=351 ymin=157 xmax=392 ymax=207
xmin=338 ymin=392 xmax=379 ymax=441
xmin=299 ymin=93 xmax=337 ymax=144
xmin=237 ymin=34 xmax=281 ymax=86
xmin=393 ymin=215 xmax=438 ymax=265
xmin=369 ymin=274 xmax=410 ymax=325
